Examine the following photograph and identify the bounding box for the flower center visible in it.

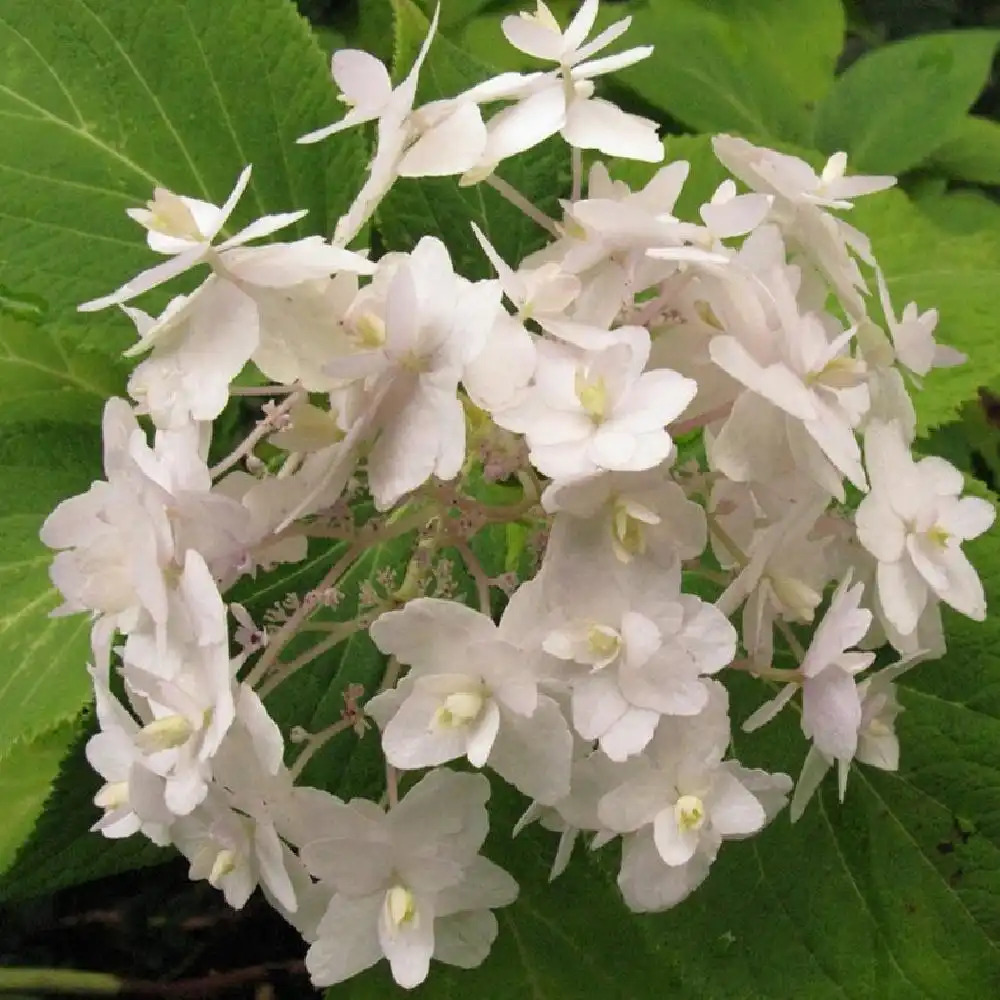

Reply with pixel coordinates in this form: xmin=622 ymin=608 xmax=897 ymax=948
xmin=810 ymin=355 xmax=866 ymax=390
xmin=209 ymin=849 xmax=238 ymax=885
xmin=94 ymin=781 xmax=129 ymax=812
xmin=926 ymin=524 xmax=950 ymax=548
xmin=134 ymin=714 xmax=194 ymax=753
xmin=575 ymin=370 xmax=609 ymax=422
xmin=353 ymin=311 xmax=386 ymax=350
xmin=143 ymin=189 xmax=204 ymax=242
xmin=675 ymin=794 xmax=706 ymax=832
xmin=769 ymin=573 xmax=821 ymax=623
xmin=587 ymin=624 xmax=622 ymax=663
xmin=385 ymin=885 xmax=418 ymax=929
xmin=433 ymin=690 xmax=486 ymax=729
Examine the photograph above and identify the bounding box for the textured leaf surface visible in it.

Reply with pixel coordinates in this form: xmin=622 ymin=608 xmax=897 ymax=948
xmin=0 ymin=0 xmax=366 ymax=351
xmin=814 ymin=31 xmax=1000 ymax=174
xmin=618 ymin=0 xmax=841 ymax=143
xmin=0 ymin=718 xmax=169 ymax=903
xmin=376 ymin=0 xmax=567 ymax=278
xmin=0 ymin=315 xmax=128 ymax=425
xmin=926 ymin=115 xmax=1000 ymax=186
xmin=330 ymin=499 xmax=1000 ymax=997
xmin=854 ymin=190 xmax=1000 ymax=433
xmin=0 ymin=423 xmax=100 ymax=756
xmin=0 ymin=721 xmax=79 ymax=879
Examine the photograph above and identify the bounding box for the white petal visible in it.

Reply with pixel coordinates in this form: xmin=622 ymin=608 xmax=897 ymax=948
xmin=489 ymin=697 xmax=572 ymax=804
xmin=706 ymin=772 xmax=766 ymax=836
xmin=482 ymin=85 xmax=566 ymax=164
xmin=306 ymin=894 xmax=383 ymax=987
xmin=876 ymin=558 xmax=928 ymax=636
xmin=599 ymin=706 xmax=660 ymax=761
xmin=562 ymin=97 xmax=663 ymax=162
xmin=789 ymin=745 xmax=832 ymax=823
xmin=572 ymin=672 xmax=629 ymax=740
xmin=742 ymin=682 xmax=797 ymax=732
xmin=618 ymin=829 xmax=712 ymax=912
xmin=398 ymin=102 xmax=487 ymax=177
xmin=78 ymin=248 xmax=205 ymax=312
xmin=434 ymin=911 xmax=499 ymax=969
xmin=218 ymin=210 xmax=308 ymax=250
xmin=435 ymin=856 xmax=519 ymax=916
xmin=333 ymin=49 xmax=393 ymax=110
xmin=466 ymin=698 xmax=501 ymax=768
xmin=379 ymin=896 xmax=435 ymax=990
xmin=369 ymin=599 xmax=496 ymax=668
xmin=652 ymin=808 xmax=700 ymax=866
xmin=802 ymin=667 xmax=862 ymax=762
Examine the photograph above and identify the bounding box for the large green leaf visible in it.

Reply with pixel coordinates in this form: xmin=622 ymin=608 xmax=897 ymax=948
xmin=0 ymin=315 xmax=128 ymax=425
xmin=0 ymin=423 xmax=101 ymax=757
xmin=854 ymin=190 xmax=1000 ymax=434
xmin=926 ymin=115 xmax=1000 ymax=186
xmin=0 ymin=719 xmax=169 ymax=903
xmin=331 ymin=494 xmax=1000 ymax=998
xmin=0 ymin=0 xmax=366 ymax=352
xmin=0 ymin=720 xmax=79 ymax=879
xmin=813 ymin=31 xmax=1000 ymax=175
xmin=617 ymin=0 xmax=832 ymax=144
xmin=376 ymin=0 xmax=566 ymax=278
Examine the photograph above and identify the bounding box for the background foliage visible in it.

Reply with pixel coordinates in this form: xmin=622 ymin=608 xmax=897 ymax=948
xmin=1 ymin=0 xmax=999 ymax=996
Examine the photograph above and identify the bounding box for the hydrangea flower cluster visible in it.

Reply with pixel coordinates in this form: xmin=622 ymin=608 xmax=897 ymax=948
xmin=42 ymin=0 xmax=994 ymax=990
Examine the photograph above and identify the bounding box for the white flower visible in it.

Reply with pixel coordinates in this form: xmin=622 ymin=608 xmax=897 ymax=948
xmin=743 ymin=575 xmax=876 ymax=765
xmin=598 ymin=683 xmax=790 ymax=911
xmin=716 ymin=491 xmax=833 ymax=666
xmin=874 ymin=267 xmax=965 ymax=379
xmin=85 ymin=649 xmax=171 ymax=845
xmin=366 ymin=599 xmax=572 ymax=804
xmin=302 ymin=8 xmax=489 ymax=246
xmin=123 ymin=280 xmax=259 ymax=428
xmin=40 ymin=399 xmax=177 ymax=631
xmin=789 ymin=659 xmax=914 ymax=822
xmin=465 ymin=0 xmax=662 ymax=172
xmin=118 ymin=551 xmax=238 ymax=815
xmin=510 ymin=540 xmax=735 ymax=760
xmin=711 ymin=136 xmax=894 ymax=314
xmin=325 ymin=237 xmax=501 ymax=509
xmin=172 ymin=788 xmax=298 ymax=911
xmin=78 ymin=166 xmax=307 ymax=312
xmin=495 ymin=330 xmax=696 ymax=483
xmin=301 ymin=770 xmax=518 ymax=989
xmin=542 ymin=466 xmax=707 ymax=564
xmin=856 ymin=420 xmax=995 ymax=634
xmin=706 ymin=236 xmax=870 ymax=493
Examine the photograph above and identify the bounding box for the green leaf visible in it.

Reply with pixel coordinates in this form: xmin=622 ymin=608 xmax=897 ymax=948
xmin=0 ymin=423 xmax=101 ymax=756
xmin=913 ymin=188 xmax=1000 ymax=237
xmin=377 ymin=0 xmax=566 ymax=277
xmin=0 ymin=721 xmax=79 ymax=879
xmin=853 ymin=189 xmax=1000 ymax=433
xmin=926 ymin=115 xmax=1000 ymax=186
xmin=618 ymin=0 xmax=821 ymax=144
xmin=0 ymin=0 xmax=367 ymax=351
xmin=705 ymin=0 xmax=844 ymax=106
xmin=333 ymin=494 xmax=1000 ymax=998
xmin=0 ymin=718 xmax=169 ymax=902
xmin=0 ymin=315 xmax=127 ymax=425
xmin=813 ymin=31 xmax=1000 ymax=175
